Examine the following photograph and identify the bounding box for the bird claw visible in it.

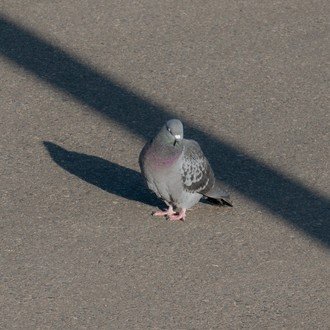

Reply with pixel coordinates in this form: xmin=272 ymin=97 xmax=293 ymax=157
xmin=152 ymin=206 xmax=175 ymax=217
xmin=152 ymin=207 xmax=186 ymax=221
xmin=152 ymin=210 xmax=170 ymax=217
xmin=166 ymin=209 xmax=186 ymax=221
xmin=167 ymin=215 xmax=185 ymax=221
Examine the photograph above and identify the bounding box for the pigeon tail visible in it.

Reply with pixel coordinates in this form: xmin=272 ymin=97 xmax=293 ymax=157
xmin=203 ymin=180 xmax=233 ymax=207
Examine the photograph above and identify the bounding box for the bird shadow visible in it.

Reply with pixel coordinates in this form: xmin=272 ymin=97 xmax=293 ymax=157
xmin=43 ymin=141 xmax=162 ymax=208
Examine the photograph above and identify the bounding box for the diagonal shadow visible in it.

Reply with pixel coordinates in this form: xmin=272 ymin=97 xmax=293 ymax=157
xmin=1 ymin=14 xmax=329 ymax=246
xmin=43 ymin=141 xmax=161 ymax=208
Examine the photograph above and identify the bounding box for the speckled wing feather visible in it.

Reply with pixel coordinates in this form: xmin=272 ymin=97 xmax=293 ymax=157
xmin=181 ymin=139 xmax=215 ymax=193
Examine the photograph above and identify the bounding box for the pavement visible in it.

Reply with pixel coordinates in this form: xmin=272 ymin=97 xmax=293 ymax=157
xmin=1 ymin=1 xmax=329 ymax=328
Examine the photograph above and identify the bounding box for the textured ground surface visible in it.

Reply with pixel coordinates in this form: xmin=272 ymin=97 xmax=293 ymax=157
xmin=1 ymin=1 xmax=329 ymax=328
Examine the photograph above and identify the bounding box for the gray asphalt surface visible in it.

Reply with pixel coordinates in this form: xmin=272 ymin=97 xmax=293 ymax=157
xmin=1 ymin=1 xmax=329 ymax=328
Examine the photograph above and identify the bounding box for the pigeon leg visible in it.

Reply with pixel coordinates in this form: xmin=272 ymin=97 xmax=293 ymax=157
xmin=152 ymin=205 xmax=175 ymax=217
xmin=167 ymin=209 xmax=186 ymax=221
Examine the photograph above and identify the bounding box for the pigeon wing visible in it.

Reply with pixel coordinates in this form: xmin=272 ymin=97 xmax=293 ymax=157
xmin=181 ymin=139 xmax=215 ymax=193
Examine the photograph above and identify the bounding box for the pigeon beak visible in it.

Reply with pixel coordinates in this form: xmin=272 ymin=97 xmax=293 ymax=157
xmin=173 ymin=135 xmax=181 ymax=146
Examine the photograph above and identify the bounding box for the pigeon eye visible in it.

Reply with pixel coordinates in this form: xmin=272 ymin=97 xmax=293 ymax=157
xmin=167 ymin=127 xmax=171 ymax=133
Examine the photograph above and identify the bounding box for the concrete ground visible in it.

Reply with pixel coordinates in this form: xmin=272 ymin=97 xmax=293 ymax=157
xmin=1 ymin=1 xmax=329 ymax=328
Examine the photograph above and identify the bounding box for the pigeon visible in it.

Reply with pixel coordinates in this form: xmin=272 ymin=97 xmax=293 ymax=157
xmin=139 ymin=119 xmax=232 ymax=221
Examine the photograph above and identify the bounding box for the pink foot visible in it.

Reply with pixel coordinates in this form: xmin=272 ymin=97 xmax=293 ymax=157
xmin=152 ymin=205 xmax=174 ymax=217
xmin=167 ymin=209 xmax=186 ymax=222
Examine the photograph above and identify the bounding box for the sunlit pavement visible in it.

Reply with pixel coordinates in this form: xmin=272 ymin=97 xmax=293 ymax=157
xmin=1 ymin=1 xmax=329 ymax=328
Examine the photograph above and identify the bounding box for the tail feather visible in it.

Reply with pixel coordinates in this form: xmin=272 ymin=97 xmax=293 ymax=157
xmin=203 ymin=180 xmax=233 ymax=207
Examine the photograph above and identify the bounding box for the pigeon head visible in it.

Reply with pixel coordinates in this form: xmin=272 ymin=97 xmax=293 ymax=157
xmin=164 ymin=119 xmax=183 ymax=145
xmin=154 ymin=119 xmax=184 ymax=147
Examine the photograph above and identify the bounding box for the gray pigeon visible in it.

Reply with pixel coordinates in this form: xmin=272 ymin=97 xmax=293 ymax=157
xmin=139 ymin=119 xmax=232 ymax=221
